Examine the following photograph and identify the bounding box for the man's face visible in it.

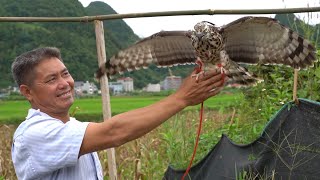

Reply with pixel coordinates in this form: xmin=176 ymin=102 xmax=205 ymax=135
xmin=26 ymin=57 xmax=75 ymax=114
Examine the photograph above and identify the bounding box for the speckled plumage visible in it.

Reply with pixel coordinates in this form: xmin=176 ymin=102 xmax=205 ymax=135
xmin=96 ymin=16 xmax=317 ymax=85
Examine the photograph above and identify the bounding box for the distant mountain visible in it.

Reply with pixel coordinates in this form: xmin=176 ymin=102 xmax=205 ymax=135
xmin=0 ymin=0 xmax=139 ymax=88
xmin=85 ymin=1 xmax=139 ymax=49
xmin=0 ymin=1 xmax=318 ymax=89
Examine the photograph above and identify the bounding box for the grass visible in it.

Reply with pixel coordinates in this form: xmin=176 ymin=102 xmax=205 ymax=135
xmin=0 ymin=100 xmax=30 ymax=123
xmin=97 ymin=107 xmax=240 ymax=179
xmin=0 ymin=92 xmax=243 ymax=124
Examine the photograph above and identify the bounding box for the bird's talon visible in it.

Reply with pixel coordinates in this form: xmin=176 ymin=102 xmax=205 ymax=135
xmin=192 ymin=71 xmax=205 ymax=82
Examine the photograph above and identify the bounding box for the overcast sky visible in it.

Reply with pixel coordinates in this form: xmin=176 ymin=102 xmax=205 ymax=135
xmin=79 ymin=0 xmax=320 ymax=37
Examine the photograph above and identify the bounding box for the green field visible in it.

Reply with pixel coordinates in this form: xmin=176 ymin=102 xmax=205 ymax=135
xmin=0 ymin=93 xmax=243 ymax=124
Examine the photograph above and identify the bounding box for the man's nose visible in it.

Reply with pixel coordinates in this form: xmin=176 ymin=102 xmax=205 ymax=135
xmin=57 ymin=77 xmax=69 ymax=89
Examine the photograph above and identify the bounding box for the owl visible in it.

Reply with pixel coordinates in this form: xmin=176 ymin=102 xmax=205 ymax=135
xmin=95 ymin=16 xmax=317 ymax=85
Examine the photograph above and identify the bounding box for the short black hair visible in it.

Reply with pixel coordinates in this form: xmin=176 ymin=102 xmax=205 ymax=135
xmin=11 ymin=47 xmax=62 ymax=86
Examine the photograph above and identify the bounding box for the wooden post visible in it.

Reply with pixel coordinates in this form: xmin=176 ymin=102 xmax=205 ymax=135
xmin=94 ymin=20 xmax=118 ymax=180
xmin=293 ymin=69 xmax=299 ymax=104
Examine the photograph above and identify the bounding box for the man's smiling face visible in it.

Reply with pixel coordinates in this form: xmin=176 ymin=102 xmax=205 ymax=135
xmin=27 ymin=57 xmax=75 ymax=115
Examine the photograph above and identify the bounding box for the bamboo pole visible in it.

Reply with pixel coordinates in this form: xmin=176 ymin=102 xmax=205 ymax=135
xmin=94 ymin=20 xmax=118 ymax=180
xmin=0 ymin=7 xmax=319 ymax=22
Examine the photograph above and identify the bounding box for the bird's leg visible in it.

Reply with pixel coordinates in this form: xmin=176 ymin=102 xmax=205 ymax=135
xmin=195 ymin=58 xmax=204 ymax=74
xmin=217 ymin=63 xmax=226 ymax=86
xmin=192 ymin=58 xmax=205 ymax=82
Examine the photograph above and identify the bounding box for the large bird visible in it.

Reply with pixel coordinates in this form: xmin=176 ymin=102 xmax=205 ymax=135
xmin=96 ymin=16 xmax=317 ymax=85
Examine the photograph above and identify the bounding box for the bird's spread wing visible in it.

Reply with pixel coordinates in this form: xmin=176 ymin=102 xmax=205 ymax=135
xmin=220 ymin=16 xmax=317 ymax=69
xmin=96 ymin=31 xmax=197 ymax=78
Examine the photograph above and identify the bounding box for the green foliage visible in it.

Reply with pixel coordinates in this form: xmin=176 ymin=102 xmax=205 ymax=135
xmin=275 ymin=13 xmax=320 ymax=47
xmin=151 ymin=93 xmax=244 ymax=169
xmin=85 ymin=1 xmax=139 ymax=49
xmin=222 ymin=60 xmax=320 ymax=145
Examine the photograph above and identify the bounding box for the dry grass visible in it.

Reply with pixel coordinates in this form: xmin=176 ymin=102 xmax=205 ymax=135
xmin=0 ymin=125 xmax=16 ymax=180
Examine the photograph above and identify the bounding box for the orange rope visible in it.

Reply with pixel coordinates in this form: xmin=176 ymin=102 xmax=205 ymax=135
xmin=181 ymin=101 xmax=204 ymax=180
xmin=181 ymin=63 xmax=225 ymax=179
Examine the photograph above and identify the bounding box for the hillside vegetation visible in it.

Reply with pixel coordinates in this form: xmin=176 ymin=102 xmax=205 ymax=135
xmin=0 ymin=0 xmax=139 ymax=88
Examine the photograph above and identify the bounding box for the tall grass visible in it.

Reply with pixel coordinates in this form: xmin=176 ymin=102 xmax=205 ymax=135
xmin=98 ymin=108 xmax=238 ymax=179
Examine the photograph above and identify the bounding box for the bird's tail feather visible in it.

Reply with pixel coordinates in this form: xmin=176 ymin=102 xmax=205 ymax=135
xmin=225 ymin=61 xmax=262 ymax=86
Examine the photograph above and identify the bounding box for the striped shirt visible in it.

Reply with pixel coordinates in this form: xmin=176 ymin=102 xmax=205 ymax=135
xmin=11 ymin=109 xmax=103 ymax=180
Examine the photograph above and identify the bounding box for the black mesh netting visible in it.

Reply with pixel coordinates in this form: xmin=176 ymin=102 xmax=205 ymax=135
xmin=164 ymin=99 xmax=320 ymax=180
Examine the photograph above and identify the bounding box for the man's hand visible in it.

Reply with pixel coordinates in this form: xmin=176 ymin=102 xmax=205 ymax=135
xmin=173 ymin=69 xmax=225 ymax=107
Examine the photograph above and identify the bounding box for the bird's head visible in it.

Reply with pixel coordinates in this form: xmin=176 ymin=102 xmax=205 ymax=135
xmin=190 ymin=21 xmax=220 ymax=43
xmin=189 ymin=21 xmax=223 ymax=59
xmin=194 ymin=21 xmax=217 ymax=33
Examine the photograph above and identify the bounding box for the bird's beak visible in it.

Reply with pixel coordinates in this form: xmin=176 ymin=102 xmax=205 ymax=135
xmin=196 ymin=33 xmax=204 ymax=40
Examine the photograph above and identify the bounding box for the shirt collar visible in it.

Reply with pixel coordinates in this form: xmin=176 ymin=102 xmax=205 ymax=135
xmin=25 ymin=108 xmax=41 ymax=120
xmin=25 ymin=108 xmax=53 ymax=120
xmin=25 ymin=108 xmax=74 ymax=122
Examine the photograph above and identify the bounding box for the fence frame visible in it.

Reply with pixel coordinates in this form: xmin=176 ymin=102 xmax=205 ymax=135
xmin=0 ymin=7 xmax=319 ymax=22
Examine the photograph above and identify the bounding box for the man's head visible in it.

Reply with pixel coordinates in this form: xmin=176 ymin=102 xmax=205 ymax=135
xmin=12 ymin=47 xmax=62 ymax=87
xmin=11 ymin=47 xmax=75 ymax=119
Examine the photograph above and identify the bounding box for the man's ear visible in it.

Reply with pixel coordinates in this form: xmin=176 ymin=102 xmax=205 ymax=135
xmin=19 ymin=85 xmax=32 ymax=101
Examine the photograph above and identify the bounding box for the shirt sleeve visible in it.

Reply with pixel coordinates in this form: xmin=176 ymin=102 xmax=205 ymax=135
xmin=23 ymin=117 xmax=89 ymax=177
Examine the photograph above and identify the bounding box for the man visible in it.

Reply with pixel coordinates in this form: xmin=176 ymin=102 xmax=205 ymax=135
xmin=11 ymin=47 xmax=224 ymax=179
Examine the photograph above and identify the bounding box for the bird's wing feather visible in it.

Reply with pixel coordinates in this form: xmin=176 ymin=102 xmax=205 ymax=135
xmin=96 ymin=31 xmax=197 ymax=78
xmin=220 ymin=16 xmax=317 ymax=69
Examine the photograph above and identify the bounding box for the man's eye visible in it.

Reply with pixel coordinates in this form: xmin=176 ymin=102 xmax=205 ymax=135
xmin=46 ymin=78 xmax=56 ymax=83
xmin=63 ymin=71 xmax=70 ymax=77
